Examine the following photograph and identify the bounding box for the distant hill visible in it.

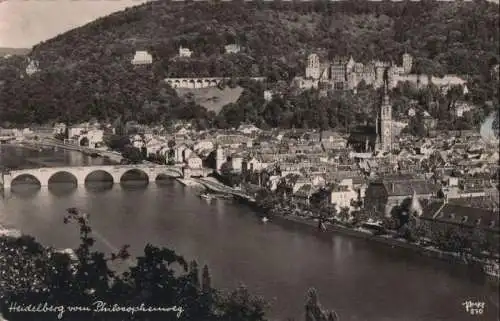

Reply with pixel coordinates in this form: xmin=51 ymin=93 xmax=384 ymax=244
xmin=0 ymin=0 xmax=498 ymax=127
xmin=0 ymin=48 xmax=31 ymax=57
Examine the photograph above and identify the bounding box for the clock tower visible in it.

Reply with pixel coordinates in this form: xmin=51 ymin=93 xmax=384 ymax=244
xmin=379 ymin=80 xmax=392 ymax=152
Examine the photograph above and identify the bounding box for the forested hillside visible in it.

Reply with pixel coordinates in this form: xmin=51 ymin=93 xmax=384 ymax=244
xmin=0 ymin=0 xmax=498 ymax=127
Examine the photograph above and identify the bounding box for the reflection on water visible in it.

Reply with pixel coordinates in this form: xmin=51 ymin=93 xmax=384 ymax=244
xmin=9 ymin=180 xmax=153 ymax=198
xmin=85 ymin=181 xmax=115 ymax=194
xmin=48 ymin=183 xmax=78 ymax=198
xmin=9 ymin=184 xmax=41 ymax=198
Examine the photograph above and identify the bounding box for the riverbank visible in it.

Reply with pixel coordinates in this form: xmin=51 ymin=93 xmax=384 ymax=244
xmin=177 ymin=178 xmax=204 ymax=188
xmin=195 ymin=181 xmax=496 ymax=269
xmin=270 ymin=214 xmax=482 ymax=265
xmin=12 ymin=139 xmax=123 ymax=163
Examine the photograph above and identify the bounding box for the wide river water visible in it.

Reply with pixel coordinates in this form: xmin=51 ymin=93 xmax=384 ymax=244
xmin=0 ymin=145 xmax=498 ymax=321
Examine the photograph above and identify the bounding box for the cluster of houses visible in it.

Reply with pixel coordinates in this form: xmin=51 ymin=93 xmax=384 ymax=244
xmin=93 ymin=122 xmax=497 ymax=234
xmin=52 ymin=122 xmax=105 ymax=149
xmin=2 ymin=118 xmax=499 ymax=240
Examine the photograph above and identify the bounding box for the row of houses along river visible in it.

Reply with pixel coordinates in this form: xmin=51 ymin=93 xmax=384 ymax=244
xmin=0 ymin=144 xmax=498 ymax=321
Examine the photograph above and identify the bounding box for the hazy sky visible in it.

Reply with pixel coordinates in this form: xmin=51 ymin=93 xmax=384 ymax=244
xmin=0 ymin=0 xmax=149 ymax=48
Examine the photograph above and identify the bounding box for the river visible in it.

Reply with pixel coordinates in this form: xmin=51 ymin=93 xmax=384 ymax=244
xmin=0 ymin=145 xmax=498 ymax=321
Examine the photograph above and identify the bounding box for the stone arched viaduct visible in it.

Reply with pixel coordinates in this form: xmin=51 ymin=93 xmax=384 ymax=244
xmin=164 ymin=77 xmax=266 ymax=89
xmin=1 ymin=165 xmax=184 ymax=189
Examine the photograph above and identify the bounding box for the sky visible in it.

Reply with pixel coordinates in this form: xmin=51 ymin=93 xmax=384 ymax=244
xmin=0 ymin=0 xmax=149 ymax=48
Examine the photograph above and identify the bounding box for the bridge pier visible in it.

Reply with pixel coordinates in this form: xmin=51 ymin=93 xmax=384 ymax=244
xmin=1 ymin=187 xmax=11 ymax=199
xmin=2 ymin=174 xmax=12 ymax=190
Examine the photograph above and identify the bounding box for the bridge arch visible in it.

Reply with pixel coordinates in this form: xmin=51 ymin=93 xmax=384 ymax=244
xmin=120 ymin=168 xmax=150 ymax=184
xmin=85 ymin=170 xmax=115 ymax=184
xmin=181 ymin=80 xmax=188 ymax=87
xmin=48 ymin=171 xmax=78 ymax=185
xmin=10 ymin=174 xmax=41 ymax=187
xmin=155 ymin=172 xmax=175 ymax=183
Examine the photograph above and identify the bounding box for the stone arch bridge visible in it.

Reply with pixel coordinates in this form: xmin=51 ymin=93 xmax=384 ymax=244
xmin=1 ymin=165 xmax=184 ymax=190
xmin=164 ymin=77 xmax=266 ymax=89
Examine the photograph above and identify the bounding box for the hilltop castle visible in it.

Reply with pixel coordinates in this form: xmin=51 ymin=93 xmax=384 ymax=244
xmin=295 ymin=52 xmax=467 ymax=93
xmin=295 ymin=53 xmax=412 ymax=91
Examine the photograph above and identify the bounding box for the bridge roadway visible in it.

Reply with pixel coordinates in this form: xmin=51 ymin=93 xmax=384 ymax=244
xmin=1 ymin=165 xmax=184 ymax=190
xmin=192 ymin=178 xmax=255 ymax=202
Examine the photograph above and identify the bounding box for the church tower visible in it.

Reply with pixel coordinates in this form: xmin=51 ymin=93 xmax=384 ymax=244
xmin=305 ymin=54 xmax=320 ymax=80
xmin=379 ymin=81 xmax=393 ymax=153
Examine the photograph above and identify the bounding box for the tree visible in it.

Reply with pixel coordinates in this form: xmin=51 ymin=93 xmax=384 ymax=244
xmin=338 ymin=207 xmax=350 ymax=223
xmin=0 ymin=1 xmax=498 ymax=128
xmin=106 ymin=135 xmax=131 ymax=152
xmin=122 ymin=146 xmax=144 ymax=164
xmin=201 ymin=265 xmax=212 ymax=293
xmin=305 ymin=288 xmax=339 ymax=321
xmin=217 ymin=285 xmax=268 ymax=321
xmin=493 ymin=111 xmax=499 ymax=139
xmin=1 ymin=208 xmax=271 ymax=321
xmin=406 ymin=110 xmax=427 ymax=137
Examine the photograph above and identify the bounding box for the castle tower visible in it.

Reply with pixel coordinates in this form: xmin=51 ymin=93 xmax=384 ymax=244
xmin=387 ymin=66 xmax=398 ymax=89
xmin=402 ymin=53 xmax=413 ymax=75
xmin=379 ymin=81 xmax=393 ymax=153
xmin=305 ymin=54 xmax=320 ymax=80
xmin=216 ymin=145 xmax=225 ymax=172
xmin=374 ymin=63 xmax=386 ymax=89
xmin=347 ymin=72 xmax=358 ymax=91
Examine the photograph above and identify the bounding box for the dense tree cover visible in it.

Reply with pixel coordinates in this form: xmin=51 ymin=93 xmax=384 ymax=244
xmin=216 ymin=83 xmax=379 ymax=131
xmin=0 ymin=208 xmax=270 ymax=321
xmin=0 ymin=0 xmax=498 ymax=128
xmin=493 ymin=111 xmax=499 ymax=139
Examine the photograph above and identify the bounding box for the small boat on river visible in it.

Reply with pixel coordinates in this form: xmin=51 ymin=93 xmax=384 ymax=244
xmin=262 ymin=217 xmax=269 ymax=223
xmin=199 ymin=193 xmax=214 ymax=201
